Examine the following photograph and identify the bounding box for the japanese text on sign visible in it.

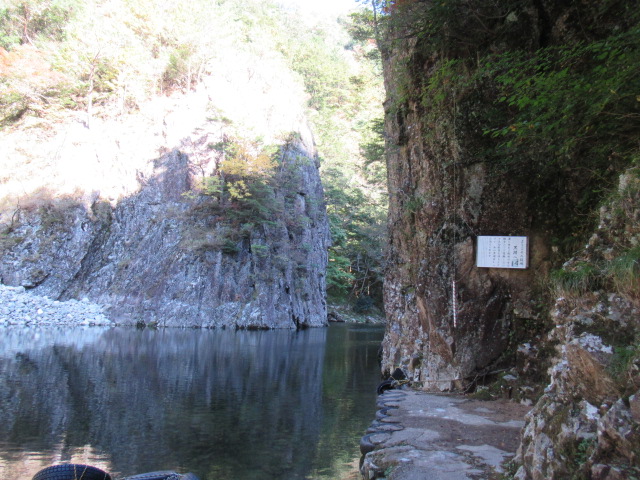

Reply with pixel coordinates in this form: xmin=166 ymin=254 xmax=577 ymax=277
xmin=476 ymin=236 xmax=528 ymax=269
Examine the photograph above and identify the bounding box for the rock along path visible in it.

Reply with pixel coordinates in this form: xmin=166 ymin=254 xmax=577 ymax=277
xmin=360 ymin=389 xmax=530 ymax=480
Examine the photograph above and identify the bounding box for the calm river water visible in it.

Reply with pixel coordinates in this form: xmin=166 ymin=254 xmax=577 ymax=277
xmin=0 ymin=323 xmax=384 ymax=480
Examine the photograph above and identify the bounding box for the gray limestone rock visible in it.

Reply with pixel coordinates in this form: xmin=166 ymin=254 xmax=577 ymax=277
xmin=0 ymin=135 xmax=329 ymax=329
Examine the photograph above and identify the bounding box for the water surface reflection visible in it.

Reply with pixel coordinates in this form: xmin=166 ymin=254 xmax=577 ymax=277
xmin=0 ymin=324 xmax=384 ymax=480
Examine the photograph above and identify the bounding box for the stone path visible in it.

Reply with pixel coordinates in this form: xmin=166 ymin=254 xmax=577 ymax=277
xmin=360 ymin=389 xmax=530 ymax=480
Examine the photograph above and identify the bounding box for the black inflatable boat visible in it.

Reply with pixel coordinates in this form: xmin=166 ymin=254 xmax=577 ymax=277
xmin=32 ymin=463 xmax=199 ymax=480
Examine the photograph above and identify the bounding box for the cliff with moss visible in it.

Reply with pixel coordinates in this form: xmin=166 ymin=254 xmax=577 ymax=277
xmin=379 ymin=0 xmax=638 ymax=477
xmin=512 ymin=169 xmax=639 ymax=479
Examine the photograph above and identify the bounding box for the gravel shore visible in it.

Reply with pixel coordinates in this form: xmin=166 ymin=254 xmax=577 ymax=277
xmin=0 ymin=284 xmax=113 ymax=327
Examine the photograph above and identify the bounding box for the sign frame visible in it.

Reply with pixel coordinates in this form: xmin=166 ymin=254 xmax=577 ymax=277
xmin=476 ymin=236 xmax=529 ymax=269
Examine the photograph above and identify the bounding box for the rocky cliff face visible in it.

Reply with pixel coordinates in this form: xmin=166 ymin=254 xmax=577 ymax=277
xmin=380 ymin=0 xmax=639 ymax=477
xmin=0 ymin=70 xmax=330 ymax=328
xmin=380 ymin=3 xmax=554 ymax=390
xmin=380 ymin=0 xmax=637 ymax=388
xmin=0 ymin=133 xmax=328 ymax=328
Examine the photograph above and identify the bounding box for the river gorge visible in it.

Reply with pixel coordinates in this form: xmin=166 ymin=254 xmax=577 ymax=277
xmin=1 ymin=1 xmax=639 ymax=478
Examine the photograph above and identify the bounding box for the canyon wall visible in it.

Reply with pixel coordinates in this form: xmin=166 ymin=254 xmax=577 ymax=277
xmin=0 ymin=63 xmax=330 ymax=328
xmin=381 ymin=1 xmax=552 ymax=389
xmin=380 ymin=0 xmax=638 ymax=389
xmin=380 ymin=0 xmax=639 ymax=477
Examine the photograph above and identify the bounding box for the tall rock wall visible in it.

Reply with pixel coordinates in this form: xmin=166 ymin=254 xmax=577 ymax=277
xmin=0 ymin=129 xmax=329 ymax=328
xmin=379 ymin=0 xmax=638 ymax=389
xmin=380 ymin=0 xmax=640 ymax=477
xmin=0 ymin=50 xmax=330 ymax=329
xmin=381 ymin=4 xmax=550 ymax=390
xmin=513 ymin=169 xmax=640 ymax=479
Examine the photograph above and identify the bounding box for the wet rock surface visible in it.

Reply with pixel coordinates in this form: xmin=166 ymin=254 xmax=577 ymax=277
xmin=360 ymin=389 xmax=530 ymax=480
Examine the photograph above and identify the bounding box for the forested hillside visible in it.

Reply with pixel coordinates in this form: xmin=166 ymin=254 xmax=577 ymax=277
xmin=0 ymin=0 xmax=387 ymax=318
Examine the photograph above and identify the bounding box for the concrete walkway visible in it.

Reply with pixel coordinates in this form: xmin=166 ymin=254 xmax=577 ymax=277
xmin=360 ymin=389 xmax=530 ymax=480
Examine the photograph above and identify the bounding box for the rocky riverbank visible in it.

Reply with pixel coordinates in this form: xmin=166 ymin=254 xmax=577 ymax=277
xmin=0 ymin=284 xmax=113 ymax=327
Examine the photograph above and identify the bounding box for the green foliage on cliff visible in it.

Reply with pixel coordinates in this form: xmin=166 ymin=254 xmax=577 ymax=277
xmin=485 ymin=29 xmax=639 ymax=172
xmin=185 ymin=135 xmax=324 ymax=256
xmin=193 ymin=136 xmax=279 ymax=225
xmin=550 ymin=168 xmax=640 ymax=303
xmin=0 ymin=0 xmax=78 ymax=48
xmin=609 ymin=245 xmax=640 ymax=299
xmin=486 ymin=31 xmax=638 ymax=255
xmin=377 ymin=0 xmax=639 ymax=260
xmin=551 ymin=262 xmax=603 ymax=296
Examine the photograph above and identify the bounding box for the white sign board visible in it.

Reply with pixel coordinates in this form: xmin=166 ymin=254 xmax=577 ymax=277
xmin=476 ymin=236 xmax=528 ymax=269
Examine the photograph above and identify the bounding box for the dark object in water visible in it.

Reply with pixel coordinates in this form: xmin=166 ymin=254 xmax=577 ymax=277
xmin=32 ymin=464 xmax=199 ymax=480
xmin=376 ymin=367 xmax=408 ymax=395
xmin=32 ymin=464 xmax=112 ymax=480
xmin=122 ymin=472 xmax=199 ymax=480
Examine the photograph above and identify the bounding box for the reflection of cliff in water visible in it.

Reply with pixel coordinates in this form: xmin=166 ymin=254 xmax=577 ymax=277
xmin=0 ymin=327 xmax=328 ymax=479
